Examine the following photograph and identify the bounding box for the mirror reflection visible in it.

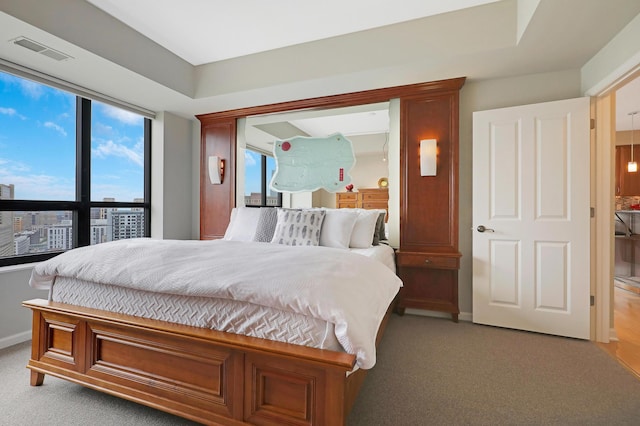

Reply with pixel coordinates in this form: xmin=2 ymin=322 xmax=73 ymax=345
xmin=239 ymin=102 xmax=390 ymax=209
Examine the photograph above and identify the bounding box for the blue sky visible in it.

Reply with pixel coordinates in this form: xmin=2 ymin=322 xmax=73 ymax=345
xmin=0 ymin=71 xmax=144 ymax=201
xmin=244 ymin=150 xmax=261 ymax=195
xmin=244 ymin=150 xmax=276 ymax=195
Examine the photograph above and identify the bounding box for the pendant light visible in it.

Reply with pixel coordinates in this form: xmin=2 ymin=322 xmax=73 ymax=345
xmin=629 ymin=111 xmax=639 ymax=173
xmin=382 ymin=132 xmax=388 ymax=162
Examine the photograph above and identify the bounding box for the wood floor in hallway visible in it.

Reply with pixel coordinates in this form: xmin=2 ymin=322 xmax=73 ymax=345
xmin=597 ymin=286 xmax=640 ymax=378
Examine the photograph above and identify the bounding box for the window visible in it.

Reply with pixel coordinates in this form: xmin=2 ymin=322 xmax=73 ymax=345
xmin=0 ymin=71 xmax=150 ymax=266
xmin=244 ymin=148 xmax=282 ymax=207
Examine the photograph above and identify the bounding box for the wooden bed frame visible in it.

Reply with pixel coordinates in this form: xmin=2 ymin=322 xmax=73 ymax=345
xmin=23 ymin=298 xmax=393 ymax=425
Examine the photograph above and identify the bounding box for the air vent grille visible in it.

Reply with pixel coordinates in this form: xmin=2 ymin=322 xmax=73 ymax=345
xmin=11 ymin=37 xmax=73 ymax=61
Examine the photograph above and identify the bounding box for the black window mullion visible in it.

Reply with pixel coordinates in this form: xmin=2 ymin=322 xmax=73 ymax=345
xmin=0 ymin=87 xmax=150 ymax=266
xmin=143 ymin=118 xmax=151 ymax=237
xmin=75 ymin=97 xmax=91 ymax=248
xmin=260 ymin=155 xmax=267 ymax=206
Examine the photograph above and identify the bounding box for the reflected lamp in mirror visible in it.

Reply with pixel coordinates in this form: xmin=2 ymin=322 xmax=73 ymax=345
xmin=208 ymin=156 xmax=225 ymax=184
xmin=629 ymin=111 xmax=639 ymax=173
xmin=420 ymin=139 xmax=437 ymax=176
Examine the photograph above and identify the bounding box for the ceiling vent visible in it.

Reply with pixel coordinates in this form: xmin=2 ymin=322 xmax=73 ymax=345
xmin=11 ymin=37 xmax=73 ymax=61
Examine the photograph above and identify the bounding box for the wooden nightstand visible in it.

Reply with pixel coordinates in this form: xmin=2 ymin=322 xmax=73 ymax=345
xmin=396 ymin=251 xmax=461 ymax=322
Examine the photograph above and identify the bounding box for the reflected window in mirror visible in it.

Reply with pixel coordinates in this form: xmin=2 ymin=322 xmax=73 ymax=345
xmin=245 ymin=148 xmax=282 ymax=207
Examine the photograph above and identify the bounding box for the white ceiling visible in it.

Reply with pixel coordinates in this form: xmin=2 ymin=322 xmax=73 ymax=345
xmin=243 ymin=103 xmax=390 ymax=155
xmin=616 ymin=77 xmax=640 ymax=131
xmin=86 ymin=0 xmax=500 ymax=65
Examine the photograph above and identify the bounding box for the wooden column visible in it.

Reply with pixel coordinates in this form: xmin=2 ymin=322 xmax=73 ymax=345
xmin=198 ymin=118 xmax=236 ymax=240
xmin=396 ymin=80 xmax=464 ymax=321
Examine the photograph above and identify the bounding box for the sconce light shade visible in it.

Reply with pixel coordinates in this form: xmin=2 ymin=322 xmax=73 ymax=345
xmin=420 ymin=139 xmax=437 ymax=176
xmin=629 ymin=161 xmax=638 ymax=173
xmin=208 ymin=156 xmax=225 ymax=184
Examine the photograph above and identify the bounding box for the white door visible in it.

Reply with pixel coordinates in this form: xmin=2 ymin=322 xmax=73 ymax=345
xmin=472 ymin=97 xmax=591 ymax=339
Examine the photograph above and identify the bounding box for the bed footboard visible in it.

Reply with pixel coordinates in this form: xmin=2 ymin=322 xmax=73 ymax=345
xmin=23 ymin=299 xmax=360 ymax=425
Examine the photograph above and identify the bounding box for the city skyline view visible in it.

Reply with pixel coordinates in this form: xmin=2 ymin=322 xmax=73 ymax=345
xmin=244 ymin=149 xmax=277 ymax=197
xmin=0 ymin=71 xmax=145 ymax=202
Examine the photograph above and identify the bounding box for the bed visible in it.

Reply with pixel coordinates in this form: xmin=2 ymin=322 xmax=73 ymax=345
xmin=23 ymin=207 xmax=401 ymax=425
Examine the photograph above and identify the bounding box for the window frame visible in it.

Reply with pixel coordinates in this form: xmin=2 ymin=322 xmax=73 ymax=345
xmin=0 ymin=94 xmax=151 ymax=267
xmin=245 ymin=149 xmax=282 ymax=208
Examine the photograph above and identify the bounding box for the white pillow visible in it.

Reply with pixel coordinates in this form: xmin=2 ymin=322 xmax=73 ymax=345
xmin=271 ymin=209 xmax=325 ymax=246
xmin=223 ymin=207 xmax=262 ymax=241
xmin=319 ymin=209 xmax=358 ymax=249
xmin=349 ymin=209 xmax=380 ymax=248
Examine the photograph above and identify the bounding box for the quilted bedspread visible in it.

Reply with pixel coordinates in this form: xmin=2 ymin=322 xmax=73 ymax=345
xmin=30 ymin=238 xmax=402 ymax=369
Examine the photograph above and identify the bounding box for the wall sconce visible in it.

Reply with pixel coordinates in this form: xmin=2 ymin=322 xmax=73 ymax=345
xmin=208 ymin=156 xmax=225 ymax=184
xmin=629 ymin=111 xmax=639 ymax=173
xmin=420 ymin=139 xmax=437 ymax=176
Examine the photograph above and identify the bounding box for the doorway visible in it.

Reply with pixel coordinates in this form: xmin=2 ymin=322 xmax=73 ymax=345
xmin=602 ymin=72 xmax=640 ymax=376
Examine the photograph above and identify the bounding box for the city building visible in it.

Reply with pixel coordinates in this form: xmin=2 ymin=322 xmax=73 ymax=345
xmin=0 ymin=184 xmax=15 ymax=257
xmin=47 ymin=220 xmax=73 ymax=251
xmin=107 ymin=210 xmax=145 ymax=241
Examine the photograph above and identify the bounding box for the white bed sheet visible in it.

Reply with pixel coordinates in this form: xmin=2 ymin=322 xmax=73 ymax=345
xmin=51 ymin=277 xmax=344 ymax=351
xmin=36 ymin=239 xmax=400 ymax=369
xmin=350 ymin=243 xmax=396 ymax=272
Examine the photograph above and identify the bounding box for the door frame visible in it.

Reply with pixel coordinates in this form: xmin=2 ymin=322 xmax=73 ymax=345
xmin=590 ymin=66 xmax=640 ymax=343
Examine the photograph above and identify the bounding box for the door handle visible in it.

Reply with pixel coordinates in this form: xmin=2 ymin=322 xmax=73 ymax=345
xmin=476 ymin=225 xmax=495 ymax=233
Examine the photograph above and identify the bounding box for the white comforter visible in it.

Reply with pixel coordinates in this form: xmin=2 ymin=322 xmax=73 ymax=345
xmin=30 ymin=238 xmax=402 ymax=369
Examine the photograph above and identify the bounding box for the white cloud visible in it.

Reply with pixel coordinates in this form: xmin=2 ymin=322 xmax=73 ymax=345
xmin=44 ymin=121 xmax=68 ymax=137
xmin=0 ymin=107 xmax=26 ymax=120
xmin=100 ymin=104 xmax=143 ymax=125
xmin=94 ymin=122 xmax=114 ymax=137
xmin=245 ymin=150 xmax=258 ymax=166
xmin=0 ymin=107 xmax=16 ymax=116
xmin=19 ymin=79 xmax=45 ymax=99
xmin=93 ymin=140 xmax=144 ymax=167
xmin=0 ymin=162 xmax=74 ymax=200
xmin=0 ymin=73 xmax=44 ymax=99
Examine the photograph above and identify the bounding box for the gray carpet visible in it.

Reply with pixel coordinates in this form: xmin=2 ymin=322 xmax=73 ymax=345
xmin=2 ymin=314 xmax=640 ymax=425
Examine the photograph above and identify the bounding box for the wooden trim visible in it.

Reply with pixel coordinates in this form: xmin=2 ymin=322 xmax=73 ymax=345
xmin=399 ymin=93 xmax=460 ymax=254
xmin=196 ymin=77 xmax=466 ymax=242
xmin=23 ymin=299 xmax=354 ymax=369
xmin=23 ymin=298 xmax=393 ymax=425
xmin=196 ymin=78 xmax=466 ymax=123
xmin=200 ymin=119 xmax=236 ymax=240
xmin=396 ymin=81 xmax=463 ymax=321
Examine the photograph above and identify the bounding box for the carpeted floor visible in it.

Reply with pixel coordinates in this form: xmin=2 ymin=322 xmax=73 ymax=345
xmin=2 ymin=314 xmax=640 ymax=425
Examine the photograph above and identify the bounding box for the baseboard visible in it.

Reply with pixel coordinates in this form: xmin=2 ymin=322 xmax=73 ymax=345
xmin=0 ymin=330 xmax=31 ymax=350
xmin=404 ymin=308 xmax=472 ymax=322
xmin=609 ymin=327 xmax=619 ymax=342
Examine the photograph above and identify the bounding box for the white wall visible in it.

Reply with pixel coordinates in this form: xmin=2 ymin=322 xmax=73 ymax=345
xmin=350 ymin=153 xmax=389 ymax=190
xmin=0 ymin=266 xmax=47 ymax=349
xmin=191 ymin=119 xmax=201 ymax=239
xmin=151 ymin=111 xmax=195 ymax=240
xmin=582 ymin=12 xmax=640 ymax=95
